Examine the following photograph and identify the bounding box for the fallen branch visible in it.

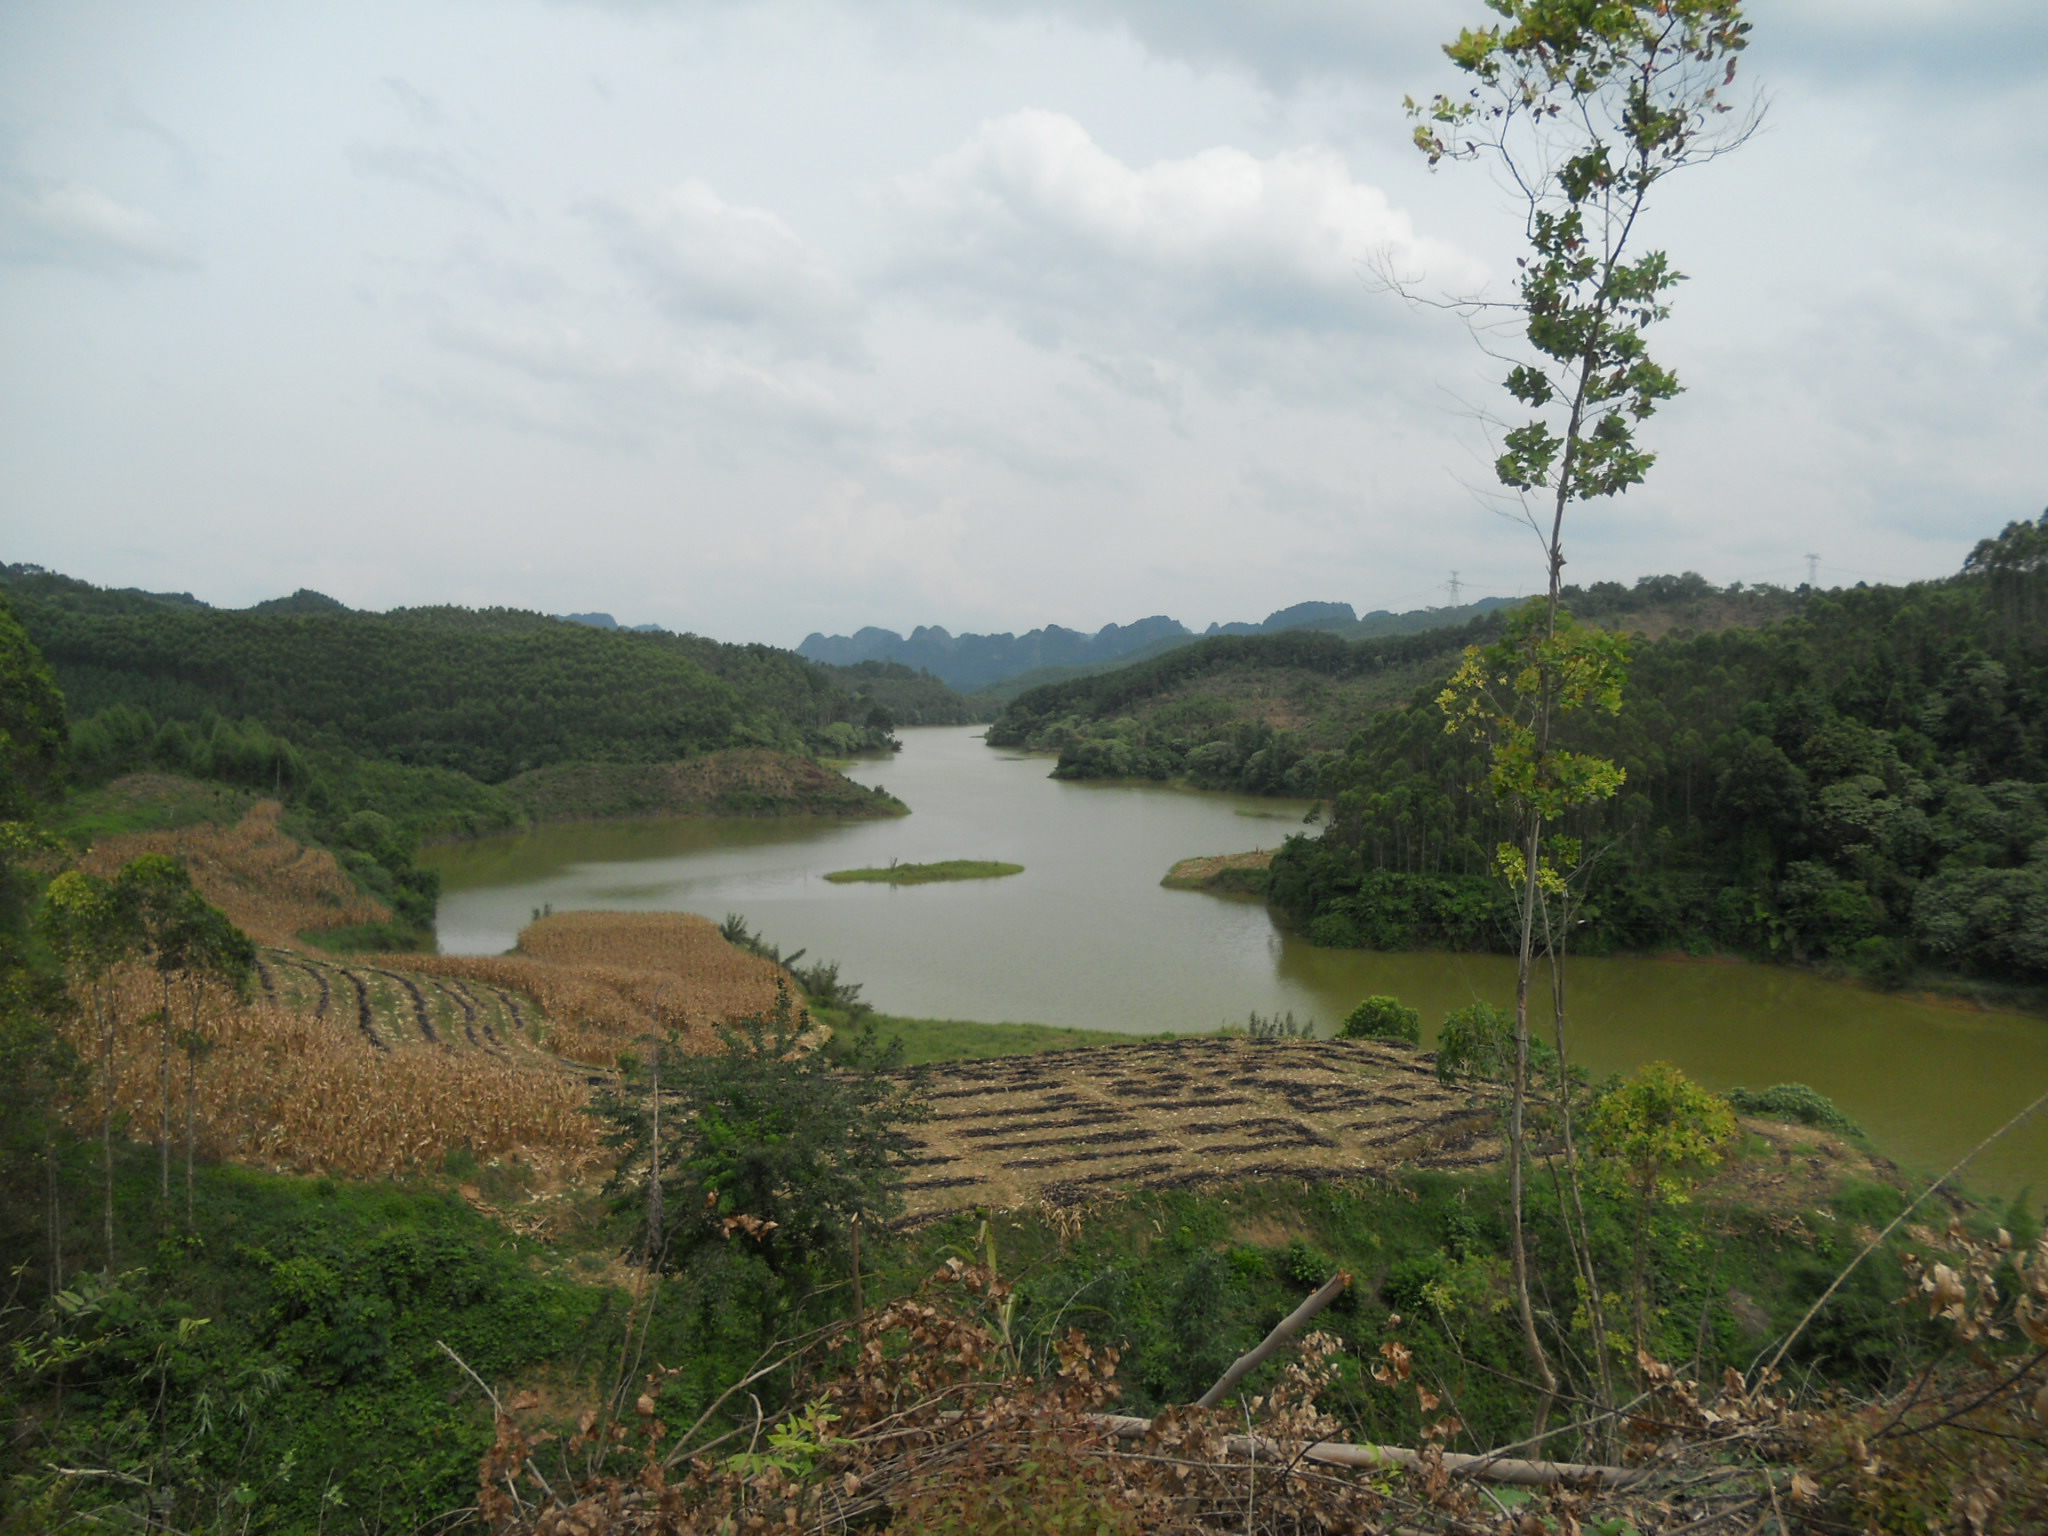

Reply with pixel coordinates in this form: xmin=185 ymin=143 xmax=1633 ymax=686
xmin=1193 ymin=1270 xmax=1350 ymax=1410
xmin=436 ymin=1339 xmax=559 ymax=1506
xmin=1096 ymin=1414 xmax=1654 ymax=1488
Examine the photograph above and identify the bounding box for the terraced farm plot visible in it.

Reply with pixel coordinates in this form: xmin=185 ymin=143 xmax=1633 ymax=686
xmin=897 ymin=1036 xmax=1501 ymax=1218
xmin=258 ymin=951 xmax=545 ymax=1060
xmin=381 ymin=916 xmax=789 ymax=1066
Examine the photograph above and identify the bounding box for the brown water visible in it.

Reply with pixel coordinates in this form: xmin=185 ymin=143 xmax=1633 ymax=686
xmin=426 ymin=726 xmax=2048 ymax=1200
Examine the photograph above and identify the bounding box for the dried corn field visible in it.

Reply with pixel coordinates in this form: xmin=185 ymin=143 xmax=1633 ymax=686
xmin=57 ymin=956 xmax=603 ymax=1182
xmin=383 ymin=911 xmax=796 ymax=1066
xmin=82 ymin=800 xmax=390 ymax=945
xmin=896 ymin=1037 xmax=1502 ymax=1219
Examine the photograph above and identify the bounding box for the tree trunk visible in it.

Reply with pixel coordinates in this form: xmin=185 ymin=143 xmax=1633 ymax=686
xmin=645 ymin=1030 xmax=664 ymax=1264
xmin=159 ymin=974 xmax=173 ymax=1202
xmin=1509 ymin=814 xmax=1558 ymax=1446
xmin=46 ymin=1130 xmax=63 ymax=1294
xmin=100 ymin=991 xmax=115 ymax=1271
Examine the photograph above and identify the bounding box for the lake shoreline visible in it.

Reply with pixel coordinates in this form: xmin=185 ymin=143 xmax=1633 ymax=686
xmin=424 ymin=725 xmax=2048 ymax=1197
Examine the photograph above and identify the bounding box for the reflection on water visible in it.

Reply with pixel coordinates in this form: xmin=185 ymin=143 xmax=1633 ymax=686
xmin=427 ymin=726 xmax=2048 ymax=1197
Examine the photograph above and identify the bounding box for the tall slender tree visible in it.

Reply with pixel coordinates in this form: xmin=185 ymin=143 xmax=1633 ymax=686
xmin=1410 ymin=0 xmax=1756 ymax=1432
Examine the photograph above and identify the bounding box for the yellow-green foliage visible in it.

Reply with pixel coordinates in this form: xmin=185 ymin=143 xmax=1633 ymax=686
xmin=1584 ymin=1061 xmax=1737 ymax=1205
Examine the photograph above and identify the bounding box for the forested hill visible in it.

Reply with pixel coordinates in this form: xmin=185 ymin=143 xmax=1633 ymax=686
xmin=1 ymin=565 xmax=919 ymax=780
xmin=1270 ymin=512 xmax=2048 ymax=987
xmin=988 ymin=573 xmax=1797 ymax=796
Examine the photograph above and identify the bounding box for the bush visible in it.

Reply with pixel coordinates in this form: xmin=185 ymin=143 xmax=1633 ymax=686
xmin=594 ymin=986 xmax=926 ymax=1283
xmin=1585 ymin=1063 xmax=1737 ymax=1203
xmin=1727 ymin=1082 xmax=1864 ymax=1137
xmin=1339 ymin=994 xmax=1421 ymax=1044
xmin=1435 ymin=1002 xmax=1513 ymax=1084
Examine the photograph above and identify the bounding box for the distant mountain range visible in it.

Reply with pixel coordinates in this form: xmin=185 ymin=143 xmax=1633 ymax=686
xmin=798 ymin=597 xmax=1515 ymax=694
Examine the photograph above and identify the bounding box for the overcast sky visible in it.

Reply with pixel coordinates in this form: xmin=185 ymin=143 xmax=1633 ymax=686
xmin=3 ymin=0 xmax=2043 ymax=646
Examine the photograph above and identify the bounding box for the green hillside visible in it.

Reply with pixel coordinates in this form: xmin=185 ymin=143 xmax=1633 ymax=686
xmin=2 ymin=567 xmax=910 ymax=780
xmin=1271 ymin=513 xmax=2048 ymax=988
xmin=987 ymin=573 xmax=1796 ymax=796
xmin=822 ymin=659 xmax=984 ymax=726
xmin=1 ymin=566 xmax=973 ymax=944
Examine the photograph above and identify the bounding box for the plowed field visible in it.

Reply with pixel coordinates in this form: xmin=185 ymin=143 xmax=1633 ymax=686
xmin=896 ymin=1036 xmax=1501 ymax=1219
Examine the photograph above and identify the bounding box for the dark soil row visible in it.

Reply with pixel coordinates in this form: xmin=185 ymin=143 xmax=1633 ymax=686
xmin=925 ymin=1088 xmax=1085 ymax=1113
xmin=369 ymin=967 xmax=439 ymax=1045
xmin=953 ymin=1110 xmax=1128 ymax=1140
xmin=956 ymin=1126 xmax=1161 ymax=1155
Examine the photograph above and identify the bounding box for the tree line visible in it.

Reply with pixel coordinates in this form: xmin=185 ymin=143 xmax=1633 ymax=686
xmin=3 ymin=567 xmax=905 ymax=782
xmin=989 ymin=574 xmax=1798 ymax=797
xmin=1271 ymin=513 xmax=2048 ymax=986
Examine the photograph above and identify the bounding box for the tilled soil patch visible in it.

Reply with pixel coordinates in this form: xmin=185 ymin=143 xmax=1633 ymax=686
xmin=896 ymin=1036 xmax=1501 ymax=1218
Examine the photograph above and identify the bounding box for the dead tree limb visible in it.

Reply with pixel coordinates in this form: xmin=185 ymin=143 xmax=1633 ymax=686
xmin=1095 ymin=1415 xmax=1659 ymax=1488
xmin=1193 ymin=1270 xmax=1350 ymax=1410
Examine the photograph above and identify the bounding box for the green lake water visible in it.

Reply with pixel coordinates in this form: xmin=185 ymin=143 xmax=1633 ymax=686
xmin=427 ymin=726 xmax=2048 ymax=1200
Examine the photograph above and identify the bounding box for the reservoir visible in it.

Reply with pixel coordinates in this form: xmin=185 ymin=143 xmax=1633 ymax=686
xmin=428 ymin=726 xmax=2048 ymax=1198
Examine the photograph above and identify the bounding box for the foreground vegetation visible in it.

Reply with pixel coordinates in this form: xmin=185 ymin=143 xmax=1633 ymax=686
xmin=12 ymin=1104 xmax=2042 ymax=1533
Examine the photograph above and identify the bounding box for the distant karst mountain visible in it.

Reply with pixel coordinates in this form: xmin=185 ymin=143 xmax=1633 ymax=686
xmin=799 ymin=597 xmax=1514 ymax=693
xmin=560 ymin=611 xmax=667 ymax=633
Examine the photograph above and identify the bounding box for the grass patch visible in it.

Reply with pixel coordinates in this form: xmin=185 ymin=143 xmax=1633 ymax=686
xmin=823 ymin=859 xmax=1024 ymax=885
xmin=50 ymin=772 xmax=258 ymax=847
xmin=824 ymin=1012 xmax=1159 ymax=1065
xmin=299 ymin=921 xmax=432 ymax=954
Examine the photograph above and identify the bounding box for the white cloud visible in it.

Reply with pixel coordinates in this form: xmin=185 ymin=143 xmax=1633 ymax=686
xmin=0 ymin=175 xmax=193 ymax=271
xmin=951 ymin=0 xmax=1459 ymax=90
xmin=883 ymin=111 xmax=1482 ymax=395
xmin=582 ymin=180 xmax=866 ymax=363
xmin=346 ymin=142 xmax=509 ymax=213
xmin=406 ymin=299 xmax=871 ymax=457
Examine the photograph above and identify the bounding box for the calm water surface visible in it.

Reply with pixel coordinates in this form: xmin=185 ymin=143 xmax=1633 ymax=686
xmin=428 ymin=727 xmax=2048 ymax=1198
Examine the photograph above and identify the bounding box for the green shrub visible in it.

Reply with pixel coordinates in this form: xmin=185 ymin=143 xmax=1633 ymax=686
xmin=1434 ymin=1002 xmax=1513 ymax=1084
xmin=1584 ymin=1063 xmax=1737 ymax=1204
xmin=1339 ymin=995 xmax=1421 ymax=1044
xmin=1727 ymin=1083 xmax=1864 ymax=1137
xmin=1281 ymin=1237 xmax=1338 ymax=1288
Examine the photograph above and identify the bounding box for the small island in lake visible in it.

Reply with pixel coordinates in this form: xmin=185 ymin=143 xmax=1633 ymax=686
xmin=824 ymin=859 xmax=1024 ymax=885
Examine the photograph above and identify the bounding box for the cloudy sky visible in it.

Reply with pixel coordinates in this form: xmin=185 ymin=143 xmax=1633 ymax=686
xmin=2 ymin=0 xmax=2043 ymax=646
